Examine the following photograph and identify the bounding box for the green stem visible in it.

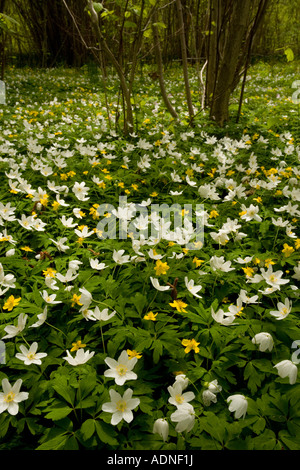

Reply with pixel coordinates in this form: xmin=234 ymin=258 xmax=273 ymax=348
xmin=45 ymin=321 xmax=67 ymax=337
xmin=272 ymin=226 xmax=280 ymax=251
xmin=100 ymin=321 xmax=106 ymax=354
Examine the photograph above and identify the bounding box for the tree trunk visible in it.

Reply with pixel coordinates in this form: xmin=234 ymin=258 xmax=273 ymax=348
xmin=86 ymin=0 xmax=134 ymax=134
xmin=205 ymin=0 xmax=270 ymax=127
xmin=152 ymin=11 xmax=179 ymax=120
xmin=175 ymin=0 xmax=194 ymax=121
xmin=0 ymin=0 xmax=7 ymax=79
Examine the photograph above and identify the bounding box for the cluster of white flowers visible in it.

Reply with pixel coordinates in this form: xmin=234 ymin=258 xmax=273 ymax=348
xmin=153 ymin=374 xmax=195 ymax=441
xmin=101 ymin=350 xmax=140 ymax=425
xmin=0 ymin=69 xmax=299 ymax=438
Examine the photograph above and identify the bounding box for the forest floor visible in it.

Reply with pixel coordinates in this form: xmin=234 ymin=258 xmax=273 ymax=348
xmin=0 ymin=60 xmax=299 ymax=450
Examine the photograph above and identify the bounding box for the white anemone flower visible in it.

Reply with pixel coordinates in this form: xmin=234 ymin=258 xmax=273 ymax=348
xmin=89 ymin=259 xmax=108 ymax=271
xmin=269 ymin=298 xmax=292 ymax=320
xmin=260 ymin=266 xmax=289 ymax=289
xmin=238 ymin=289 xmax=259 ymax=304
xmin=56 ymin=269 xmax=79 ymax=284
xmin=173 ymin=374 xmax=189 ymax=391
xmin=102 ymin=388 xmax=140 ymax=425
xmin=210 ymin=255 xmax=235 ymax=272
xmin=68 ymin=260 xmax=83 ymax=272
xmin=170 ymin=403 xmax=195 ymax=432
xmin=274 ymin=360 xmax=298 ymax=384
xmin=202 ymin=389 xmax=217 ymax=406
xmin=92 ymin=306 xmax=116 ymax=322
xmin=153 ymin=418 xmax=169 ymax=441
xmin=0 ymin=263 xmax=16 ymax=289
xmin=167 ymin=382 xmax=195 ymax=408
xmin=239 ymin=204 xmax=262 ymax=222
xmin=41 ymin=290 xmax=62 ymax=304
xmin=63 ymin=349 xmax=95 ymax=366
xmin=2 ymin=313 xmax=28 ymax=339
xmin=72 ymin=181 xmax=90 ymax=201
xmin=292 ymin=265 xmax=300 ymax=281
xmin=112 ymin=249 xmax=130 ymax=264
xmin=207 ymin=379 xmax=222 ymax=394
xmin=148 ymin=249 xmax=164 ymax=260
xmin=210 ymin=230 xmax=230 ymax=245
xmin=60 ymin=216 xmax=78 ymax=228
xmin=184 ymin=277 xmax=202 ymax=298
xmin=211 ymin=307 xmax=236 ymax=326
xmin=29 ymin=306 xmax=48 ymax=328
xmin=104 ymin=350 xmax=138 ymax=386
xmin=150 ymin=277 xmax=170 ymax=291
xmin=78 ymin=287 xmax=93 ymax=311
xmin=234 ymin=256 xmax=253 ymax=264
xmin=49 ymin=237 xmax=70 ymax=252
xmin=74 ymin=226 xmax=94 ymax=238
xmin=18 ymin=214 xmax=35 ymax=230
xmin=15 ymin=342 xmax=47 ymax=365
xmin=0 ymin=379 xmax=29 ymax=415
xmin=252 ymin=332 xmax=274 ymax=352
xmin=227 ymin=394 xmax=248 ymax=419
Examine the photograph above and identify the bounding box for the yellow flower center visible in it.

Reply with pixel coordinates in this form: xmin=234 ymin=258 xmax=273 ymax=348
xmin=175 ymin=394 xmax=184 ymax=404
xmin=116 ymin=399 xmax=127 ymax=412
xmin=116 ymin=364 xmax=128 ymax=376
xmin=27 ymin=352 xmax=36 ymax=360
xmin=4 ymin=392 xmax=15 ymax=403
xmin=235 ymin=306 xmax=244 ymax=316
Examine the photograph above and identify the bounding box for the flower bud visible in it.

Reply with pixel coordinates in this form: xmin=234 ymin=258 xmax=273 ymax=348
xmin=153 ymin=418 xmax=169 ymax=442
xmin=6 ymin=249 xmax=15 ymax=257
xmin=274 ymin=360 xmax=298 ymax=384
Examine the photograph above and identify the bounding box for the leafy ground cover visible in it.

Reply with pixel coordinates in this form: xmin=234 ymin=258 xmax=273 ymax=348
xmin=0 ymin=60 xmax=299 ymax=450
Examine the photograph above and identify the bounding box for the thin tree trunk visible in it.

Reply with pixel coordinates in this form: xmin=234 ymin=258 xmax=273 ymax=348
xmin=175 ymin=0 xmax=194 ymax=121
xmin=205 ymin=0 xmax=270 ymax=126
xmin=209 ymin=0 xmax=251 ymax=125
xmin=204 ymin=0 xmax=217 ymax=108
xmin=152 ymin=11 xmax=179 ymax=120
xmin=236 ymin=0 xmax=270 ymax=122
xmin=86 ymin=0 xmax=134 ymax=134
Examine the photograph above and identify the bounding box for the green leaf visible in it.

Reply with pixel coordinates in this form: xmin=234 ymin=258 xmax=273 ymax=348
xmin=124 ymin=20 xmax=137 ymax=29
xmin=139 ymin=396 xmax=154 ymax=415
xmin=76 ymin=396 xmax=96 ymax=409
xmin=244 ymin=361 xmax=263 ymax=394
xmin=36 ymin=433 xmax=69 ymax=450
xmin=182 ymin=310 xmax=207 ymax=324
xmin=152 ymin=339 xmax=163 ymax=363
xmin=81 ymin=419 xmax=96 ymax=441
xmin=252 ymin=416 xmax=266 ymax=435
xmin=95 ymin=421 xmax=118 ymax=446
xmin=25 ymin=418 xmax=42 ymax=435
xmin=0 ymin=415 xmax=10 ymax=438
xmin=76 ymin=374 xmax=97 ymax=400
xmin=64 ymin=435 xmax=80 ymax=450
xmin=190 ymin=436 xmax=222 ymax=450
xmin=93 ymin=2 xmax=103 ymax=13
xmin=259 ymin=220 xmax=270 ymax=236
xmin=199 ymin=412 xmax=226 ymax=443
xmin=131 ymin=292 xmax=147 ymax=315
xmin=152 ymin=22 xmax=166 ymax=29
xmin=44 ymin=403 xmax=72 ymax=421
xmin=279 ymin=430 xmax=299 ymax=450
xmin=52 ymin=376 xmax=75 ymax=405
xmin=249 ymin=429 xmax=281 ymax=450
xmin=284 ymin=48 xmax=294 ymax=62
xmin=143 ymin=29 xmax=152 ymax=38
